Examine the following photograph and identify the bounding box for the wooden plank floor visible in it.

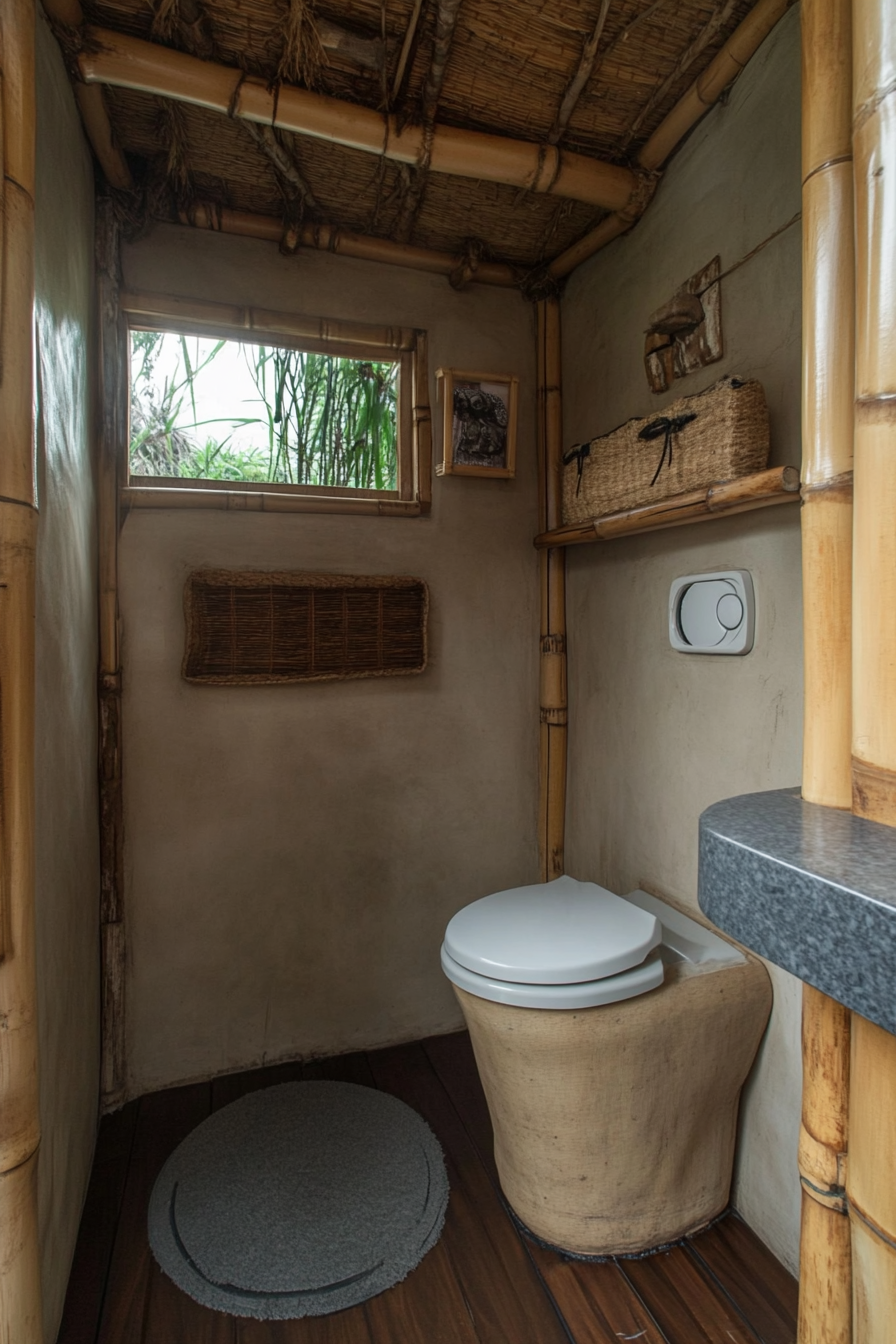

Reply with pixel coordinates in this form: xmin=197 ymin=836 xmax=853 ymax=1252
xmin=58 ymin=1031 xmax=798 ymax=1344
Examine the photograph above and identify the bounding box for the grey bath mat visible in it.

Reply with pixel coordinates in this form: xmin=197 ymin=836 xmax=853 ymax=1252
xmin=147 ymin=1080 xmax=448 ymax=1319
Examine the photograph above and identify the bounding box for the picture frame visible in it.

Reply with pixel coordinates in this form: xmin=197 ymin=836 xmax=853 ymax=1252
xmin=435 ymin=368 xmax=519 ymax=478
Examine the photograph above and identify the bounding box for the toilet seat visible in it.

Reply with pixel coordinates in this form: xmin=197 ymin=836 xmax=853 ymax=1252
xmin=441 ymin=875 xmax=665 ymax=1010
xmin=440 ymin=943 xmax=665 ymax=1009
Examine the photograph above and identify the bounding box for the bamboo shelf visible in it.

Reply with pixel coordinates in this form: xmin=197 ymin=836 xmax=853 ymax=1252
xmin=534 ymin=465 xmax=800 ymax=549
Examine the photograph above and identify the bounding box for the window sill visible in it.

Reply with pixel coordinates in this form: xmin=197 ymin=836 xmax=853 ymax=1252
xmin=121 ymin=484 xmax=426 ymax=517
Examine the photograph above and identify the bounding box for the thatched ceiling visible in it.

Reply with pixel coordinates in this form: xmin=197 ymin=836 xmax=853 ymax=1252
xmin=70 ymin=0 xmax=761 ymax=277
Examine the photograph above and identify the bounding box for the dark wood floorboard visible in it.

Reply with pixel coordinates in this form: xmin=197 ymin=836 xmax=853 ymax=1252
xmin=424 ymin=1028 xmax=798 ymax=1344
xmin=236 ymin=1312 xmax=374 ymax=1344
xmin=62 ymin=1030 xmax=798 ymax=1344
xmin=367 ymin=1042 xmax=571 ymax=1344
xmin=686 ymin=1214 xmax=800 ymax=1344
xmin=622 ymin=1245 xmax=765 ymax=1344
xmin=95 ymin=1082 xmax=213 ymax=1344
xmin=58 ymin=1103 xmax=139 ymax=1344
xmin=524 ymin=1248 xmax=668 ymax=1344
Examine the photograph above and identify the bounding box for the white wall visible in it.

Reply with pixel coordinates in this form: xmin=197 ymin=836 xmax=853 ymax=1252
xmin=34 ymin=12 xmax=100 ymax=1338
xmin=561 ymin=7 xmax=803 ymax=1272
xmin=118 ymin=230 xmax=540 ymax=1097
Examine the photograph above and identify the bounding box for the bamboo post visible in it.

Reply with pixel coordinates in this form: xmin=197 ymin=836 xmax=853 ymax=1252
xmin=411 ymin=330 xmax=433 ymax=514
xmin=536 ymin=298 xmax=567 ymax=880
xmin=797 ymin=0 xmax=855 ymax=1336
xmin=96 ymin=200 xmax=127 ymax=1105
xmin=847 ymin=0 xmax=896 ymax=1336
xmin=0 ymin=1 xmax=43 ymax=1339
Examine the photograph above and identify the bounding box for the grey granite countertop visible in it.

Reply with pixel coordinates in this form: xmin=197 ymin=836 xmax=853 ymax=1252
xmin=698 ymin=788 xmax=896 ymax=1034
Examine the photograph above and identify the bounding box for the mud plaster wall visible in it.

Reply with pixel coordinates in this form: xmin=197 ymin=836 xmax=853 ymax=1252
xmin=34 ymin=12 xmax=100 ymax=1339
xmin=561 ymin=8 xmax=803 ymax=1272
xmin=118 ymin=229 xmax=539 ymax=1097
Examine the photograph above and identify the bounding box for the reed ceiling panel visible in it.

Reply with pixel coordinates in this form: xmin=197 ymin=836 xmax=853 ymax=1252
xmin=84 ymin=0 xmax=762 ymax=269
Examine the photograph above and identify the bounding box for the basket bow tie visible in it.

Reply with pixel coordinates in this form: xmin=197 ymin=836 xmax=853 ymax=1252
xmin=562 ymin=441 xmax=591 ymax=495
xmin=638 ymin=412 xmax=697 ymax=486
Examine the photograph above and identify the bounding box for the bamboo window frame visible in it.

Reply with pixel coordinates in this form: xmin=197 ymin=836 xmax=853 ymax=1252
xmin=119 ymin=289 xmax=432 ymax=517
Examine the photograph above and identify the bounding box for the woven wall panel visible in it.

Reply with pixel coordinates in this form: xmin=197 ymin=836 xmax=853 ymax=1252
xmin=183 ymin=571 xmax=428 ymax=684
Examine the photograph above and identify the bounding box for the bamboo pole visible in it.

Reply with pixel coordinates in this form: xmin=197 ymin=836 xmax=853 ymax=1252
xmin=638 ymin=0 xmax=797 ymax=172
xmin=534 ymin=465 xmax=800 ymax=548
xmin=847 ymin=1014 xmax=896 ymax=1344
xmin=42 ymin=0 xmax=133 ymax=190
xmin=546 ymin=0 xmax=612 ymax=146
xmin=548 ymin=0 xmax=796 ymax=280
xmin=96 ymin=201 xmax=127 ymax=1104
xmin=411 ymin=330 xmax=433 ymax=514
xmin=797 ymin=2 xmax=855 ymax=1335
xmin=622 ymin=0 xmax=739 ymax=152
xmin=393 ymin=0 xmax=463 ymax=242
xmin=850 ymin=0 xmax=896 ymax=825
xmin=536 ymin=298 xmax=567 ymax=880
xmin=390 ymin=0 xmax=424 ymax=104
xmin=120 ymin=287 xmax=418 ymax=355
xmin=122 ymin=486 xmax=424 ymax=514
xmin=0 ymin=1 xmax=43 ymax=1338
xmin=78 ymin=27 xmax=640 ymax=213
xmin=847 ymin=0 xmax=896 ymax=1336
xmin=801 ymin=0 xmax=855 ymax=811
xmin=179 ymin=202 xmax=519 ymax=288
xmin=799 ymin=988 xmax=852 ymax=1343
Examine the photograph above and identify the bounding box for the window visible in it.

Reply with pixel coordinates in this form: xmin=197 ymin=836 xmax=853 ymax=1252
xmin=120 ymin=290 xmax=432 ymax=517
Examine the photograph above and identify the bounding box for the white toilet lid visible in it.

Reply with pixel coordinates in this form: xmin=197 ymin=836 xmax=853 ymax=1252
xmin=443 ymin=875 xmax=661 ymax=985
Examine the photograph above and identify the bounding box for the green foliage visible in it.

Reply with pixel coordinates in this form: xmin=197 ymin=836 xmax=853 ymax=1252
xmin=128 ymin=330 xmax=398 ymax=489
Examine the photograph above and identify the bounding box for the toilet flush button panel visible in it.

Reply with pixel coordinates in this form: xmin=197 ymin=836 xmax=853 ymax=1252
xmin=670 ymin=569 xmax=754 ymax=655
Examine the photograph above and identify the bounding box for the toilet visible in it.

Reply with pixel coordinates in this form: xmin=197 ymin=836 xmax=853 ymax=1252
xmin=441 ymin=875 xmax=771 ymax=1256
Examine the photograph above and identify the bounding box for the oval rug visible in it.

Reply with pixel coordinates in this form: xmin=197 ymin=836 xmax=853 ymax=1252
xmin=147 ymin=1081 xmax=448 ymax=1319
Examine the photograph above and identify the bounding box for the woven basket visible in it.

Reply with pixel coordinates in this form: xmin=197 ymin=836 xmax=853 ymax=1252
xmin=561 ymin=375 xmax=770 ymax=525
xmin=183 ymin=570 xmax=428 ymax=685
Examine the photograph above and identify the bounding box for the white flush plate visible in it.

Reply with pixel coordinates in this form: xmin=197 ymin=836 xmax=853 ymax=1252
xmin=669 ymin=569 xmax=754 ymax=655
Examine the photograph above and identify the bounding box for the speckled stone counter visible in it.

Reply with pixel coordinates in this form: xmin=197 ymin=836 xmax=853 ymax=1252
xmin=698 ymin=788 xmax=896 ymax=1035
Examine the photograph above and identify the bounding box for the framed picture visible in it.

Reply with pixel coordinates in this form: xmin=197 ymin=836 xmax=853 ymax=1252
xmin=435 ymin=368 xmax=519 ymax=478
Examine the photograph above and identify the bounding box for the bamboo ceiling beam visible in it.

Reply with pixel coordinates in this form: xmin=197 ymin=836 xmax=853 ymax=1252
xmin=639 ymin=0 xmax=795 ymax=170
xmin=394 ymin=0 xmax=464 ymax=242
xmin=546 ymin=0 xmax=611 ymax=146
xmin=178 ymin=202 xmax=519 ymax=287
xmin=72 ymin=84 xmax=135 ymax=190
xmin=622 ymin=0 xmax=739 ymax=151
xmin=77 ymin=27 xmax=640 ymax=212
xmin=390 ymin=0 xmax=424 ymax=103
xmin=548 ymin=0 xmax=796 ymax=280
xmin=42 ymin=0 xmax=134 ymax=191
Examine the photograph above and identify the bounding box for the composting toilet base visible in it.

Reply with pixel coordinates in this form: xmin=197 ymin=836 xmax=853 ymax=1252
xmin=453 ymin=954 xmax=771 ymax=1257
